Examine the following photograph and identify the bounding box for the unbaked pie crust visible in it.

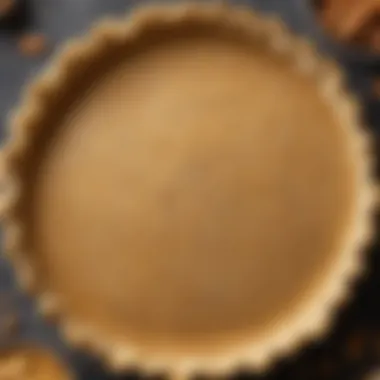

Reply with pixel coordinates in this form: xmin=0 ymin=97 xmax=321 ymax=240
xmin=0 ymin=2 xmax=377 ymax=378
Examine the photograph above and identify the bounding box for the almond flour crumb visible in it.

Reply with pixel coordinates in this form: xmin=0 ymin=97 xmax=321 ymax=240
xmin=18 ymin=33 xmax=48 ymax=57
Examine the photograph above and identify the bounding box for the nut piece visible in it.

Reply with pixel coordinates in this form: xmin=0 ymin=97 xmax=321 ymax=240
xmin=18 ymin=33 xmax=48 ymax=57
xmin=0 ymin=0 xmax=15 ymax=18
xmin=316 ymin=0 xmax=380 ymax=53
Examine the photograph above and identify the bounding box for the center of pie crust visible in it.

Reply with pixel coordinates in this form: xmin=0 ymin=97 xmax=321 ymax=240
xmin=25 ymin=25 xmax=355 ymax=351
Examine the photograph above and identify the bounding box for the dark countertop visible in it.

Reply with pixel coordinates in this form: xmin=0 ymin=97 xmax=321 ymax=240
xmin=0 ymin=1 xmax=379 ymax=379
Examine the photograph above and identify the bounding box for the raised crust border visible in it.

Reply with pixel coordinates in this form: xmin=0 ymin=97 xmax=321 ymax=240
xmin=0 ymin=2 xmax=377 ymax=378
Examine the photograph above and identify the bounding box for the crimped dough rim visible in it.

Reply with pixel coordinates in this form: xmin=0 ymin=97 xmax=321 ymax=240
xmin=1 ymin=2 xmax=377 ymax=378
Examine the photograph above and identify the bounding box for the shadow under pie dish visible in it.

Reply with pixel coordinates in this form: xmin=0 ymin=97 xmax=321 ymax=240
xmin=0 ymin=2 xmax=377 ymax=378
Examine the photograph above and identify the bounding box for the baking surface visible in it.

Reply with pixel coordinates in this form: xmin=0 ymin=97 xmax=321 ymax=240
xmin=0 ymin=0 xmax=379 ymax=379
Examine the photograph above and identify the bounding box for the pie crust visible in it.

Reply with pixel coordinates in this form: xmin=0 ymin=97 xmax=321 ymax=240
xmin=0 ymin=2 xmax=377 ymax=378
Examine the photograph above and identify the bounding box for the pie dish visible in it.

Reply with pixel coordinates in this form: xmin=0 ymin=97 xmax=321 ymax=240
xmin=0 ymin=346 xmax=72 ymax=380
xmin=0 ymin=2 xmax=376 ymax=378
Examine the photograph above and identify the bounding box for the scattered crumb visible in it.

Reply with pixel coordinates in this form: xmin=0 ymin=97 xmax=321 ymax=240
xmin=18 ymin=33 xmax=48 ymax=58
xmin=0 ymin=0 xmax=15 ymax=18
